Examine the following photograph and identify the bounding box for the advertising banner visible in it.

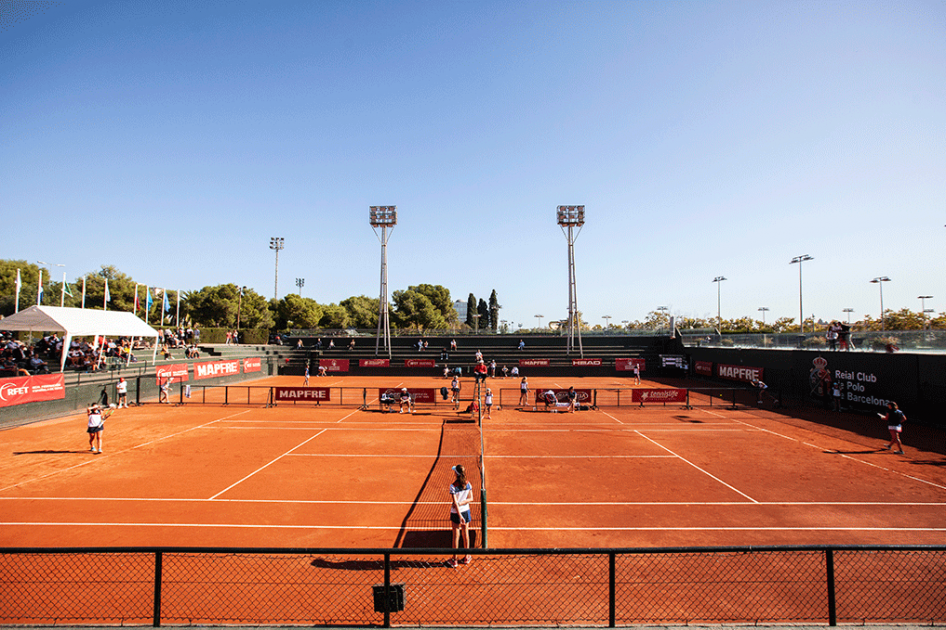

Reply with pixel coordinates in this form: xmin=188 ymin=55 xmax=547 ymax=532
xmin=319 ymin=359 xmax=350 ymax=373
xmin=275 ymin=387 xmax=331 ymax=402
xmin=0 ymin=374 xmax=66 ymax=408
xmin=243 ymin=357 xmax=262 ymax=373
xmin=360 ymin=358 xmax=390 ymax=368
xmin=379 ymin=387 xmax=437 ymax=404
xmin=695 ymin=360 xmax=713 ymax=376
xmin=533 ymin=388 xmax=593 ymax=404
xmin=404 ymin=359 xmax=436 ymax=368
xmin=519 ymin=358 xmax=550 ymax=367
xmin=631 ymin=388 xmax=687 ymax=404
xmin=156 ymin=363 xmax=190 ymax=384
xmin=572 ymin=358 xmax=602 ymax=367
xmin=615 ymin=358 xmax=646 ymax=371
xmin=194 ymin=359 xmax=241 ymax=380
xmin=716 ymin=363 xmax=763 ymax=383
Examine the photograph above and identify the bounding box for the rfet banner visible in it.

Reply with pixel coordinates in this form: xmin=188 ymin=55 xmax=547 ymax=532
xmin=360 ymin=358 xmax=390 ymax=368
xmin=519 ymin=358 xmax=549 ymax=367
xmin=194 ymin=359 xmax=241 ymax=380
xmin=572 ymin=358 xmax=602 ymax=367
xmin=275 ymin=387 xmax=331 ymax=402
xmin=243 ymin=357 xmax=262 ymax=373
xmin=695 ymin=360 xmax=713 ymax=376
xmin=319 ymin=359 xmax=349 ymax=373
xmin=0 ymin=374 xmax=66 ymax=408
xmin=379 ymin=388 xmax=437 ymax=404
xmin=615 ymin=358 xmax=645 ymax=371
xmin=534 ymin=388 xmax=593 ymax=404
xmin=156 ymin=363 xmax=189 ymax=384
xmin=404 ymin=359 xmax=436 ymax=368
xmin=716 ymin=363 xmax=763 ymax=383
xmin=632 ymin=388 xmax=687 ymax=404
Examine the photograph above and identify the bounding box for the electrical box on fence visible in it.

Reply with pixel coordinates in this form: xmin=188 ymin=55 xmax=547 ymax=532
xmin=372 ymin=583 xmax=405 ymax=612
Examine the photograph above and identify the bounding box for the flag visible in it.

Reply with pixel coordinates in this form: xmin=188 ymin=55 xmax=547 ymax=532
xmin=37 ymin=270 xmax=44 ymax=305
xmin=104 ymin=279 xmax=111 ymax=304
xmin=63 ymin=279 xmax=74 ymax=297
xmin=146 ymin=287 xmax=153 ymax=311
xmin=163 ymin=290 xmax=170 ymax=312
xmin=134 ymin=284 xmax=140 ymax=314
xmin=15 ymin=269 xmax=21 ymax=313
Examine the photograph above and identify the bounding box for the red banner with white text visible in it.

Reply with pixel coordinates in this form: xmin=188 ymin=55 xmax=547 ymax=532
xmin=631 ymin=388 xmax=687 ymax=404
xmin=275 ymin=387 xmax=331 ymax=402
xmin=194 ymin=359 xmax=241 ymax=380
xmin=615 ymin=358 xmax=645 ymax=371
xmin=695 ymin=360 xmax=713 ymax=376
xmin=716 ymin=363 xmax=764 ymax=383
xmin=0 ymin=374 xmax=66 ymax=408
xmin=156 ymin=363 xmax=189 ymax=384
xmin=404 ymin=359 xmax=436 ymax=368
xmin=519 ymin=358 xmax=549 ymax=367
xmin=319 ymin=359 xmax=349 ymax=373
xmin=243 ymin=357 xmax=262 ymax=373
xmin=360 ymin=358 xmax=390 ymax=368
xmin=572 ymin=358 xmax=602 ymax=367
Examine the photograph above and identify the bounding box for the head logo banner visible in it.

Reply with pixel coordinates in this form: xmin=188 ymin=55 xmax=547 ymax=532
xmin=194 ymin=359 xmax=241 ymax=380
xmin=243 ymin=357 xmax=262 ymax=373
xmin=319 ymin=359 xmax=349 ymax=373
xmin=156 ymin=363 xmax=189 ymax=384
xmin=572 ymin=358 xmax=602 ymax=367
xmin=0 ymin=374 xmax=65 ymax=408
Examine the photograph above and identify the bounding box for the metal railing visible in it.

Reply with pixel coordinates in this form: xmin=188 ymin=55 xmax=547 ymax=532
xmin=682 ymin=330 xmax=946 ymax=353
xmin=0 ymin=546 xmax=942 ymax=627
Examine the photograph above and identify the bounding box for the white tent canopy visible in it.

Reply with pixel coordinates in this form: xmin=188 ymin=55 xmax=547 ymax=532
xmin=0 ymin=305 xmax=159 ymax=371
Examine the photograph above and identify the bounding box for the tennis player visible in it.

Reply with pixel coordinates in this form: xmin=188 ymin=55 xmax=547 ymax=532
xmin=398 ymin=388 xmax=414 ymax=414
xmin=879 ymin=401 xmax=906 ymax=454
xmin=448 ymin=464 xmax=473 ymax=568
xmin=86 ymin=403 xmax=112 ymax=454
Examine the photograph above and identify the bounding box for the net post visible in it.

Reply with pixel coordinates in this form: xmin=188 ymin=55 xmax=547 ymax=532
xmin=826 ymin=548 xmax=837 ymax=626
xmin=480 ymin=488 xmax=488 ymax=548
xmin=608 ymin=551 xmax=616 ymax=627
xmin=152 ymin=550 xmax=163 ymax=627
xmin=383 ymin=551 xmax=392 ymax=628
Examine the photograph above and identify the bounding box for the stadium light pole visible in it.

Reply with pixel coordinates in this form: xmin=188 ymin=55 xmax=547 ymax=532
xmin=621 ymin=320 xmax=629 ymax=330
xmin=712 ymin=276 xmax=726 ymax=333
xmin=534 ymin=314 xmax=544 ymax=330
xmin=557 ymin=205 xmax=585 ymax=357
xmin=370 ymin=206 xmax=397 ymax=359
xmin=295 ymin=278 xmax=304 ymax=297
xmin=269 ymin=238 xmax=284 ymax=301
xmin=871 ymin=276 xmax=891 ymax=331
xmin=602 ymin=315 xmax=611 ymax=329
xmin=919 ymin=295 xmax=933 ymax=330
xmin=656 ymin=306 xmax=668 ymax=334
xmin=472 ymin=313 xmax=481 ymax=334
xmin=790 ymin=255 xmax=813 ymax=333
xmin=758 ymin=307 xmax=769 ymax=327
xmin=842 ymin=308 xmax=854 ymax=324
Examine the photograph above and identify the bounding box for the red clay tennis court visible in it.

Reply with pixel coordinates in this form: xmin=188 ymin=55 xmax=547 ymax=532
xmin=1 ymin=374 xmax=944 ymax=626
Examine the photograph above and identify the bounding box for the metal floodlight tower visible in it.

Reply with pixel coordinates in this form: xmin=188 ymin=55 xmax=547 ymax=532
xmin=842 ymin=308 xmax=855 ymax=324
xmin=790 ymin=255 xmax=813 ymax=333
xmin=269 ymin=237 xmax=284 ymax=301
xmin=918 ymin=295 xmax=934 ymax=330
xmin=557 ymin=205 xmax=585 ymax=357
xmin=295 ymin=278 xmax=304 ymax=297
xmin=758 ymin=306 xmax=770 ymax=327
xmin=871 ymin=276 xmax=891 ymax=331
xmin=370 ymin=206 xmax=397 ymax=359
xmin=712 ymin=276 xmax=727 ymax=332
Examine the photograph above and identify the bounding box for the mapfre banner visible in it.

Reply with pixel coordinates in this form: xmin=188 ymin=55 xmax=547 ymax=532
xmin=243 ymin=357 xmax=262 ymax=373
xmin=319 ymin=359 xmax=349 ymax=373
xmin=631 ymin=388 xmax=687 ymax=404
xmin=156 ymin=363 xmax=189 ymax=384
xmin=0 ymin=374 xmax=66 ymax=408
xmin=716 ymin=363 xmax=764 ymax=383
xmin=615 ymin=358 xmax=645 ymax=371
xmin=275 ymin=387 xmax=331 ymax=402
xmin=194 ymin=359 xmax=241 ymax=380
xmin=519 ymin=358 xmax=549 ymax=367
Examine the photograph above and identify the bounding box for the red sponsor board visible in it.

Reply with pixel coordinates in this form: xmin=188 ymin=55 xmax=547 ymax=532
xmin=275 ymin=387 xmax=331 ymax=402
xmin=360 ymin=358 xmax=390 ymax=368
xmin=0 ymin=374 xmax=66 ymax=408
xmin=716 ymin=363 xmax=764 ymax=383
xmin=378 ymin=388 xmax=437 ymax=404
xmin=194 ymin=359 xmax=241 ymax=380
xmin=243 ymin=357 xmax=262 ymax=373
xmin=615 ymin=358 xmax=646 ymax=371
xmin=695 ymin=361 xmax=713 ymax=376
xmin=632 ymin=388 xmax=687 ymax=404
xmin=404 ymin=359 xmax=436 ymax=368
xmin=156 ymin=363 xmax=189 ymax=384
xmin=319 ymin=359 xmax=349 ymax=373
xmin=533 ymin=388 xmax=593 ymax=404
xmin=572 ymin=358 xmax=602 ymax=367
xmin=519 ymin=358 xmax=550 ymax=367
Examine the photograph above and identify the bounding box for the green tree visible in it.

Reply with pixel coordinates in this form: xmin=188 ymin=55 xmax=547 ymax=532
xmin=772 ymin=317 xmax=797 ymax=333
xmin=488 ymin=290 xmax=501 ymax=332
xmin=882 ymin=308 xmax=926 ymax=331
xmin=274 ymin=294 xmax=324 ymax=329
xmin=410 ymin=284 xmax=457 ymax=324
xmin=340 ymin=295 xmax=379 ymax=329
xmin=185 ymin=284 xmax=245 ymax=327
xmin=319 ymin=303 xmax=350 ymax=329
xmin=477 ymin=298 xmax=489 ymax=331
xmin=0 ymin=260 xmax=42 ymax=316
xmin=236 ymin=288 xmax=275 ymax=330
xmin=465 ymin=293 xmax=477 ymax=328
xmin=392 ymin=289 xmax=447 ymax=330
xmin=79 ymin=266 xmax=138 ymax=313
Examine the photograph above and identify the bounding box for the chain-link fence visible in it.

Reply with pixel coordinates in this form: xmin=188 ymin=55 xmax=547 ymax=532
xmin=1 ymin=546 xmax=942 ymax=627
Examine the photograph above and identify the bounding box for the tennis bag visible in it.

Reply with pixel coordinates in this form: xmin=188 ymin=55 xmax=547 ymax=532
xmin=440 ymin=386 xmax=449 ymax=400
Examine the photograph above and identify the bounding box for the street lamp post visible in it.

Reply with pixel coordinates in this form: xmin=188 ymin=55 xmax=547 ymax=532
xmin=269 ymin=238 xmax=284 ymax=301
xmin=758 ymin=307 xmax=769 ymax=328
xmin=712 ymin=276 xmax=727 ymax=333
xmin=842 ymin=308 xmax=855 ymax=324
xmin=919 ymin=295 xmax=934 ymax=330
xmin=295 ymin=278 xmax=304 ymax=297
xmin=870 ymin=277 xmax=891 ymax=331
xmin=790 ymin=255 xmax=814 ymax=333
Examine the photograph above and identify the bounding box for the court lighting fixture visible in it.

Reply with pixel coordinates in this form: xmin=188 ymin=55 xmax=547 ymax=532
xmin=534 ymin=314 xmax=544 ymax=329
xmin=557 ymin=205 xmax=585 ymax=357
xmin=842 ymin=308 xmax=854 ymax=324
xmin=758 ymin=306 xmax=769 ymax=327
xmin=870 ymin=276 xmax=891 ymax=331
xmin=269 ymin=237 xmax=284 ymax=301
xmin=712 ymin=276 xmax=727 ymax=333
xmin=790 ymin=255 xmax=813 ymax=333
xmin=295 ymin=278 xmax=305 ymax=297
xmin=918 ymin=295 xmax=933 ymax=330
xmin=370 ymin=206 xmax=397 ymax=359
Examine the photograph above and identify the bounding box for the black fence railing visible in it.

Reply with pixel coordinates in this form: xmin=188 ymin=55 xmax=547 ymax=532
xmin=0 ymin=546 xmax=942 ymax=627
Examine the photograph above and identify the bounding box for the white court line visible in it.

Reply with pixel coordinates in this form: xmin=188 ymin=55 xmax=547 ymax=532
xmin=636 ymin=431 xmax=759 ymax=503
xmin=208 ymin=429 xmax=327 ymax=500
xmin=599 ymin=411 xmax=624 ymax=424
xmin=1 ymin=522 xmax=942 ymax=533
xmin=0 ymin=409 xmax=253 ymax=494
xmin=484 ymin=455 xmax=675 ymax=459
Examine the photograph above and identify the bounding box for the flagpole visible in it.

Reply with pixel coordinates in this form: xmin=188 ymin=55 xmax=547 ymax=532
xmin=134 ymin=284 xmax=139 ymax=316
xmin=176 ymin=290 xmax=180 ymax=328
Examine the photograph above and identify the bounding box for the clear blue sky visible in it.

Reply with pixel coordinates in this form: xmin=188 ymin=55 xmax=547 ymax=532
xmin=3 ymin=0 xmax=944 ymax=328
